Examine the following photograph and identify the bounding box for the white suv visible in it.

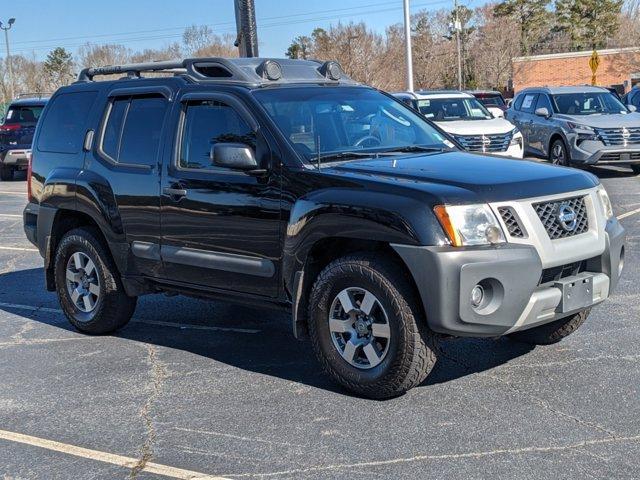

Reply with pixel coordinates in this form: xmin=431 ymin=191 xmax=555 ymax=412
xmin=394 ymin=91 xmax=524 ymax=158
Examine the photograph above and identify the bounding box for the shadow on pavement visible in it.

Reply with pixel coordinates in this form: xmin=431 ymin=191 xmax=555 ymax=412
xmin=0 ymin=267 xmax=534 ymax=398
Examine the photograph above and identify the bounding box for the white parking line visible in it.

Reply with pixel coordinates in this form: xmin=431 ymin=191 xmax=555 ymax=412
xmin=618 ymin=206 xmax=640 ymax=220
xmin=0 ymin=245 xmax=39 ymax=252
xmin=0 ymin=301 xmax=260 ymax=334
xmin=0 ymin=191 xmax=26 ymax=195
xmin=0 ymin=429 xmax=229 ymax=480
xmin=0 ymin=214 xmax=22 ymax=218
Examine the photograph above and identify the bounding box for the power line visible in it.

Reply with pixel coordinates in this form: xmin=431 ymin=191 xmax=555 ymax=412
xmin=8 ymin=0 xmax=450 ymax=55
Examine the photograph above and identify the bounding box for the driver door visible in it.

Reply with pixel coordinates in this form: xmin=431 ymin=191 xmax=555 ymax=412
xmin=159 ymin=92 xmax=282 ymax=297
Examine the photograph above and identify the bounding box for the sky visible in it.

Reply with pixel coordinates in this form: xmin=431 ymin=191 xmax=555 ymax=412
xmin=3 ymin=0 xmax=480 ymax=61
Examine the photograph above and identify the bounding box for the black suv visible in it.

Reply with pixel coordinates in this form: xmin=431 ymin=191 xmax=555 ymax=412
xmin=24 ymin=58 xmax=625 ymax=398
xmin=0 ymin=95 xmax=48 ymax=181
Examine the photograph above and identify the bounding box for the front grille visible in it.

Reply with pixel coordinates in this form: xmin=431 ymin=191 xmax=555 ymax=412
xmin=453 ymin=131 xmax=513 ymax=153
xmin=534 ymin=196 xmax=589 ymax=240
xmin=598 ymin=152 xmax=640 ymax=162
xmin=498 ymin=206 xmax=526 ymax=238
xmin=595 ymin=127 xmax=640 ymax=146
xmin=538 ymin=260 xmax=586 ymax=285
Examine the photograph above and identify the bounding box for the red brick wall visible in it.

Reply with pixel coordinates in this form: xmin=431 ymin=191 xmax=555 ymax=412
xmin=513 ymin=49 xmax=640 ymax=93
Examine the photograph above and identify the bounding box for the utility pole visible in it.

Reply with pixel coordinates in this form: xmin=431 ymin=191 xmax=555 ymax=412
xmin=403 ymin=0 xmax=414 ymax=92
xmin=0 ymin=18 xmax=15 ymax=100
xmin=453 ymin=0 xmax=462 ymax=90
xmin=234 ymin=0 xmax=259 ymax=57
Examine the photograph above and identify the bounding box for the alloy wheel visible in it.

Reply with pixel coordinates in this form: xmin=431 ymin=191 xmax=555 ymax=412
xmin=551 ymin=143 xmax=566 ymax=165
xmin=328 ymin=287 xmax=391 ymax=369
xmin=65 ymin=252 xmax=101 ymax=313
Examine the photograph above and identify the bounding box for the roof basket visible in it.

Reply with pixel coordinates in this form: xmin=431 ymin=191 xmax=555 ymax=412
xmin=76 ymin=57 xmax=358 ymax=87
xmin=16 ymin=92 xmax=51 ymax=99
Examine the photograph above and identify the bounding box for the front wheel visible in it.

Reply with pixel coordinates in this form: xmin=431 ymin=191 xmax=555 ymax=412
xmin=549 ymin=139 xmax=570 ymax=166
xmin=54 ymin=227 xmax=137 ymax=334
xmin=508 ymin=309 xmax=590 ymax=345
xmin=307 ymin=253 xmax=437 ymax=399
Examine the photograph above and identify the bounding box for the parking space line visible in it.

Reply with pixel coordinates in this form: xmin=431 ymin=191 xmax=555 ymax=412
xmin=618 ymin=206 xmax=640 ymax=220
xmin=0 ymin=214 xmax=22 ymax=218
xmin=0 ymin=429 xmax=229 ymax=480
xmin=0 ymin=245 xmax=39 ymax=252
xmin=0 ymin=191 xmax=26 ymax=195
xmin=0 ymin=301 xmax=260 ymax=334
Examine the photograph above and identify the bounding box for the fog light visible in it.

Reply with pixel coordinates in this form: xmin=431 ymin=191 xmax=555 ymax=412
xmin=471 ymin=285 xmax=484 ymax=308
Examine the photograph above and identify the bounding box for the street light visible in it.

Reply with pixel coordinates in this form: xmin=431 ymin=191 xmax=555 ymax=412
xmin=0 ymin=18 xmax=15 ymax=100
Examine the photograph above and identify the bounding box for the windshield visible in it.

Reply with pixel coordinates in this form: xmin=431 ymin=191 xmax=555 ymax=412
xmin=416 ymin=97 xmax=492 ymax=121
xmin=253 ymin=87 xmax=454 ymax=162
xmin=476 ymin=95 xmax=505 ymax=107
xmin=552 ymin=92 xmax=628 ymax=115
xmin=4 ymin=105 xmax=44 ymax=124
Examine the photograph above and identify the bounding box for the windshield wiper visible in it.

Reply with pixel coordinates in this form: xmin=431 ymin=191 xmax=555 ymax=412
xmin=379 ymin=145 xmax=448 ymax=154
xmin=315 ymin=151 xmax=378 ymax=163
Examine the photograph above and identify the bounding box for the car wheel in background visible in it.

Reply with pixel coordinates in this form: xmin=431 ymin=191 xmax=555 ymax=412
xmin=307 ymin=253 xmax=438 ymax=399
xmin=0 ymin=166 xmax=14 ymax=181
xmin=54 ymin=227 xmax=137 ymax=334
xmin=549 ymin=139 xmax=569 ymax=166
xmin=632 ymin=165 xmax=640 ymax=175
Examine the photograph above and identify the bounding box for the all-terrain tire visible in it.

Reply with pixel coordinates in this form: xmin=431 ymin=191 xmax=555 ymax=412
xmin=307 ymin=253 xmax=437 ymax=399
xmin=54 ymin=227 xmax=137 ymax=334
xmin=0 ymin=166 xmax=13 ymax=181
xmin=508 ymin=309 xmax=591 ymax=345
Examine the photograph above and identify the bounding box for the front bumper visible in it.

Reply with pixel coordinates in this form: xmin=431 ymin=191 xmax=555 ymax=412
xmin=392 ymin=218 xmax=625 ymax=337
xmin=569 ymin=139 xmax=640 ymax=165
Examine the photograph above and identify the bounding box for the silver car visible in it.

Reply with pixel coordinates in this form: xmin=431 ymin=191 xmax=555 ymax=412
xmin=506 ymin=86 xmax=640 ymax=174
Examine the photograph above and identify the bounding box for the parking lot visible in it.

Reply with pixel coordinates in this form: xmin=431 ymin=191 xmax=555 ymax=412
xmin=0 ymin=166 xmax=639 ymax=479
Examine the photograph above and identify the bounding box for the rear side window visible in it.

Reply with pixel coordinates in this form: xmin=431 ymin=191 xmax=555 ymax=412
xmin=100 ymin=95 xmax=168 ymax=166
xmin=37 ymin=91 xmax=97 ymax=154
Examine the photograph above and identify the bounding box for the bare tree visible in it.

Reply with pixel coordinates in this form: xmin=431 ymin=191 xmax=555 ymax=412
xmin=183 ymin=25 xmax=237 ymax=57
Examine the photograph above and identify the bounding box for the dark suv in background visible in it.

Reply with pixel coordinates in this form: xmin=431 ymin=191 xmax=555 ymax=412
xmin=0 ymin=94 xmax=48 ymax=180
xmin=23 ymin=58 xmax=625 ymax=398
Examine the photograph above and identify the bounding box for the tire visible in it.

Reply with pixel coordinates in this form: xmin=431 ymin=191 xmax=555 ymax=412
xmin=549 ymin=138 xmax=570 ymax=166
xmin=631 ymin=165 xmax=640 ymax=175
xmin=307 ymin=253 xmax=437 ymax=399
xmin=54 ymin=227 xmax=137 ymax=334
xmin=0 ymin=166 xmax=13 ymax=181
xmin=508 ymin=309 xmax=590 ymax=345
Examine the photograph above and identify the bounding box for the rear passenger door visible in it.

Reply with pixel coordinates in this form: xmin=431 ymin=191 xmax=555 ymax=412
xmin=159 ymin=92 xmax=282 ymax=298
xmin=516 ymin=93 xmax=538 ymax=154
xmin=82 ymin=86 xmax=172 ymax=278
xmin=530 ymin=94 xmax=554 ymax=155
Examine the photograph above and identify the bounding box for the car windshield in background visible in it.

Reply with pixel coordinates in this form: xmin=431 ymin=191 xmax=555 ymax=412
xmin=417 ymin=97 xmax=492 ymax=121
xmin=3 ymin=105 xmax=44 ymax=124
xmin=476 ymin=95 xmax=505 ymax=107
xmin=253 ymin=87 xmax=453 ymax=162
xmin=552 ymin=92 xmax=628 ymax=115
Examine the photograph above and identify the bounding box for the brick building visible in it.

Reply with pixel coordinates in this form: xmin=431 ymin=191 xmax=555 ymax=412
xmin=512 ymin=47 xmax=640 ymax=94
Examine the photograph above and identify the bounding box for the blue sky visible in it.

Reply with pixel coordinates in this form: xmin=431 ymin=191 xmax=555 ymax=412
xmin=5 ymin=0 xmax=479 ymax=61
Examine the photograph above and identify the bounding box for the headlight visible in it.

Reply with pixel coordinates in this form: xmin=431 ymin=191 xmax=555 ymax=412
xmin=597 ymin=185 xmax=614 ymax=219
xmin=567 ymin=122 xmax=599 ymax=141
xmin=434 ymin=204 xmax=506 ymax=246
xmin=510 ymin=128 xmax=523 ymax=147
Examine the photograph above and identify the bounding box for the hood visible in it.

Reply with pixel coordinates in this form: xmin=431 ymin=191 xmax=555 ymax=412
xmin=435 ymin=117 xmax=516 ymax=136
xmin=326 ymin=151 xmax=598 ymax=204
xmin=555 ymin=112 xmax=640 ymax=129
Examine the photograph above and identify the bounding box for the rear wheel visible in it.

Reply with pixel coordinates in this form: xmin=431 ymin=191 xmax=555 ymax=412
xmin=631 ymin=164 xmax=640 ymax=175
xmin=549 ymin=139 xmax=569 ymax=166
xmin=508 ymin=309 xmax=590 ymax=345
xmin=307 ymin=253 xmax=437 ymax=399
xmin=54 ymin=227 xmax=137 ymax=334
xmin=0 ymin=166 xmax=13 ymax=181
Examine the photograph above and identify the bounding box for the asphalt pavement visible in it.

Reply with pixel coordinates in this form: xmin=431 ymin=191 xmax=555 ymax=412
xmin=0 ymin=164 xmax=639 ymax=479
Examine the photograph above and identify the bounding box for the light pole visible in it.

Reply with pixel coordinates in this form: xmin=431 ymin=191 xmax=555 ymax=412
xmin=453 ymin=1 xmax=462 ymax=90
xmin=0 ymin=18 xmax=15 ymax=100
xmin=403 ymin=0 xmax=413 ymax=92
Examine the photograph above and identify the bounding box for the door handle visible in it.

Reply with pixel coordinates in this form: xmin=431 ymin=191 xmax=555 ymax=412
xmin=163 ymin=187 xmax=187 ymax=198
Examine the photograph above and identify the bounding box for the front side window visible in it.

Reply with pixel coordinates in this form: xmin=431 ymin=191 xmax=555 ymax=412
xmin=178 ymin=100 xmax=255 ymax=171
xmin=417 ymin=97 xmax=492 ymax=121
xmin=100 ymin=95 xmax=168 ymax=166
xmin=552 ymin=92 xmax=628 ymax=115
xmin=535 ymin=94 xmax=554 ymax=113
xmin=253 ymin=87 xmax=453 ymax=162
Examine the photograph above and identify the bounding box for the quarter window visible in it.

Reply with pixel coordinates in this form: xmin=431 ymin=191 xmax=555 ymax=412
xmin=100 ymin=95 xmax=168 ymax=166
xmin=178 ymin=100 xmax=255 ymax=171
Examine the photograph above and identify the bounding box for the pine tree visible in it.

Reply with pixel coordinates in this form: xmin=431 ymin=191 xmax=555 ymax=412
xmin=494 ymin=0 xmax=551 ymax=55
xmin=555 ymin=0 xmax=623 ymax=50
xmin=43 ymin=47 xmax=74 ymax=90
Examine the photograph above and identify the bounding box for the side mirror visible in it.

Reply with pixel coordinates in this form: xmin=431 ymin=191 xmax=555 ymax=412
xmin=211 ymin=143 xmax=258 ymax=170
xmin=628 ymin=104 xmax=637 ymax=112
xmin=535 ymin=107 xmax=550 ymax=118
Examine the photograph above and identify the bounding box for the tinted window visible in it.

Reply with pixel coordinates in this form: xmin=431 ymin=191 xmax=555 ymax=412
xmin=629 ymin=91 xmax=640 ymax=107
xmin=513 ymin=94 xmax=525 ymax=111
xmin=477 ymin=95 xmax=505 ymax=107
xmin=37 ymin=91 xmax=97 ymax=154
xmin=417 ymin=97 xmax=492 ymax=121
xmin=179 ymin=100 xmax=255 ymax=171
xmin=100 ymin=95 xmax=168 ymax=166
xmin=520 ymin=94 xmax=538 ymax=113
xmin=551 ymin=92 xmax=627 ymax=115
xmin=5 ymin=105 xmax=44 ymax=124
xmin=535 ymin=94 xmax=554 ymax=113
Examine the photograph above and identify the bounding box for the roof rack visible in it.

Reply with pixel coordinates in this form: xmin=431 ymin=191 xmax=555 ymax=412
xmin=77 ymin=57 xmax=358 ymax=87
xmin=16 ymin=92 xmax=51 ymax=99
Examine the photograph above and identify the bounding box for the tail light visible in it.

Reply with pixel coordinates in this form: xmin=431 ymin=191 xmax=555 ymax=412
xmin=26 ymin=150 xmax=33 ymax=201
xmin=0 ymin=123 xmax=21 ymax=132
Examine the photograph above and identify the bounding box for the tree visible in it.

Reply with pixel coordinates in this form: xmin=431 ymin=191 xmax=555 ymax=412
xmin=555 ymin=0 xmax=624 ymax=49
xmin=494 ymin=0 xmax=551 ymax=55
xmin=43 ymin=47 xmax=74 ymax=90
xmin=182 ymin=25 xmax=237 ymax=57
xmin=286 ymin=35 xmax=312 ymax=59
